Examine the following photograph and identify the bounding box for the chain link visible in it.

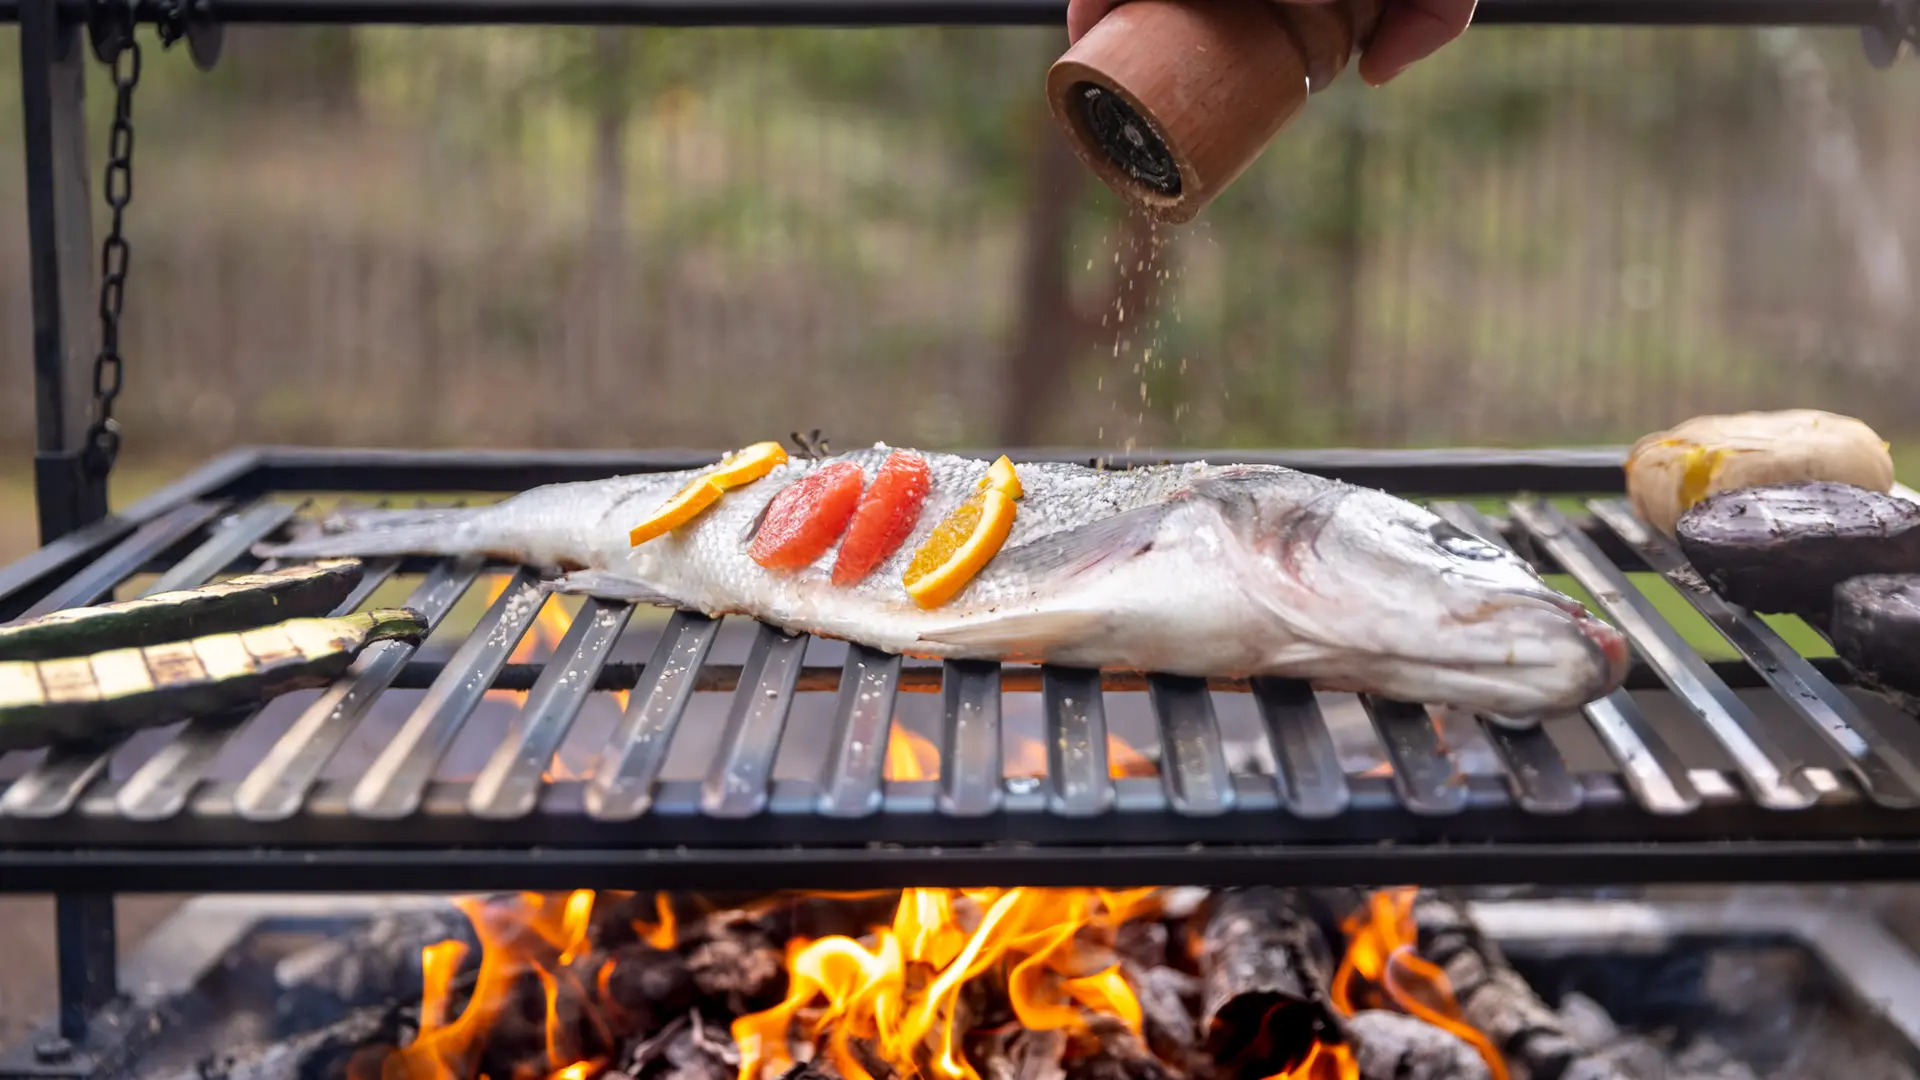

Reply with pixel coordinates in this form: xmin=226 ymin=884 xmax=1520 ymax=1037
xmin=83 ymin=12 xmax=142 ymax=479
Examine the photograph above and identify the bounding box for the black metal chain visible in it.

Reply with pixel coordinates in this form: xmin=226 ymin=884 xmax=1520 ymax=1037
xmin=83 ymin=8 xmax=143 ymax=480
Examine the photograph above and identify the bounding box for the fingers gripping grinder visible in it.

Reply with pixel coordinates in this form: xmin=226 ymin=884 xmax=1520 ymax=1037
xmin=1047 ymin=0 xmax=1383 ymax=224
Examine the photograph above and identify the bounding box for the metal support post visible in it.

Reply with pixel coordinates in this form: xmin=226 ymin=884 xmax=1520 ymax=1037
xmin=54 ymin=894 xmax=117 ymax=1043
xmin=20 ymin=0 xmax=107 ymax=544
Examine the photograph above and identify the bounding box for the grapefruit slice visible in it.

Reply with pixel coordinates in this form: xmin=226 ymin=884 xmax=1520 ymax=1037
xmin=832 ymin=451 xmax=933 ymax=586
xmin=750 ymin=462 xmax=867 ymax=571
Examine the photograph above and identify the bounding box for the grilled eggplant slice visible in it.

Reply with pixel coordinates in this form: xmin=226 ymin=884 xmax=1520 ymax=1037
xmin=0 ymin=559 xmax=364 ymax=662
xmin=1674 ymin=481 xmax=1920 ymax=618
xmin=0 ymin=607 xmax=426 ymax=752
xmin=1833 ymin=575 xmax=1920 ymax=709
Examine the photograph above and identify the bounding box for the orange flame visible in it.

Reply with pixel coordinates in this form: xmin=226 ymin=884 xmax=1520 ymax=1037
xmin=885 ymin=722 xmax=942 ymax=781
xmin=1277 ymin=1040 xmax=1358 ymax=1080
xmin=731 ymin=888 xmax=1152 ymax=1080
xmin=374 ymin=891 xmax=679 ymax=1080
xmin=1328 ymin=889 xmax=1509 ymax=1080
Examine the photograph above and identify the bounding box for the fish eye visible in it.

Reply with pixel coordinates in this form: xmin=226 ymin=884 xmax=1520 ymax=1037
xmin=1426 ymin=520 xmax=1503 ymax=561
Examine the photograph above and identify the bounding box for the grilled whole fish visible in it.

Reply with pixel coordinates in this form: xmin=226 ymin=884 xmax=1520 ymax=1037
xmin=256 ymin=447 xmax=1629 ymax=719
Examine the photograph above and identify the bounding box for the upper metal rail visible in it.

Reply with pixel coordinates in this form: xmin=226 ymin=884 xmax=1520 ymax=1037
xmin=0 ymin=0 xmax=1900 ymax=26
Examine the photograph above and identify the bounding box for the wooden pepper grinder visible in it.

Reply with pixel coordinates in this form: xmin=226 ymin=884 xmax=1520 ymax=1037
xmin=1047 ymin=0 xmax=1383 ymax=224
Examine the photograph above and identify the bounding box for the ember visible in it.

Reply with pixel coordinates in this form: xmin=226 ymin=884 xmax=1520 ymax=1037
xmin=348 ymin=889 xmax=1529 ymax=1080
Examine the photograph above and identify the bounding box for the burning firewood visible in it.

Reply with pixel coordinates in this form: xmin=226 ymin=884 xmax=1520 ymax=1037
xmin=1411 ymin=893 xmax=1632 ymax=1080
xmin=1062 ymin=1014 xmax=1177 ymax=1080
xmin=1197 ymin=888 xmax=1342 ymax=1080
xmin=1345 ymin=1010 xmax=1491 ymax=1080
xmin=159 ymin=1003 xmax=404 ymax=1080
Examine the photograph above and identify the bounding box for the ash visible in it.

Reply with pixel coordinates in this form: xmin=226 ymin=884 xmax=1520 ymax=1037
xmin=122 ymin=890 xmax=1919 ymax=1080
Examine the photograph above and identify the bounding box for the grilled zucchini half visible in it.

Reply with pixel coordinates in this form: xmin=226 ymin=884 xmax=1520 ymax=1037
xmin=0 ymin=559 xmax=365 ymax=663
xmin=0 ymin=608 xmax=426 ymax=751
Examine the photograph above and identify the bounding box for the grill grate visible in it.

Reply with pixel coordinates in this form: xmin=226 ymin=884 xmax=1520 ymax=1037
xmin=4 ymin=447 xmax=1920 ymax=892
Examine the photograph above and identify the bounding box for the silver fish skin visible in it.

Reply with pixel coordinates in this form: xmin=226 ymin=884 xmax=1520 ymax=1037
xmin=255 ymin=445 xmax=1629 ymax=719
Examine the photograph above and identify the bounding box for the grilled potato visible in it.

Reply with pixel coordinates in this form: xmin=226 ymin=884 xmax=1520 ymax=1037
xmin=1625 ymin=409 xmax=1894 ymax=537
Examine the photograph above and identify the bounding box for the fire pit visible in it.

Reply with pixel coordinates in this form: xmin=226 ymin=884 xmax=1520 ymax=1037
xmin=9 ymin=1 xmax=1920 ymax=1079
xmin=6 ymin=889 xmax=1919 ymax=1080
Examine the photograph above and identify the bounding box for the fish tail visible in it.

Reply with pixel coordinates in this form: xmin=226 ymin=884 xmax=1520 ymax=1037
xmin=253 ymin=505 xmax=486 ymax=561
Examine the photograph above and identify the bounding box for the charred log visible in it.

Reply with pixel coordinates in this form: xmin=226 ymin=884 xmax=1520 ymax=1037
xmin=971 ymin=1027 xmax=1069 ymax=1080
xmin=1063 ymin=1015 xmax=1177 ymax=1080
xmin=162 ymin=1004 xmax=402 ymax=1080
xmin=272 ymin=906 xmax=476 ymax=1025
xmin=1345 ymin=1010 xmax=1491 ymax=1080
xmin=1412 ymin=893 xmax=1631 ymax=1080
xmin=632 ymin=1012 xmax=742 ymax=1080
xmin=683 ymin=908 xmax=789 ymax=1016
xmin=1198 ymin=888 xmax=1341 ymax=1080
xmin=1126 ymin=962 xmax=1203 ymax=1073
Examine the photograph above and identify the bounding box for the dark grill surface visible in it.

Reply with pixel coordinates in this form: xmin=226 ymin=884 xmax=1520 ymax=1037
xmin=3 ymin=446 xmax=1920 ymax=892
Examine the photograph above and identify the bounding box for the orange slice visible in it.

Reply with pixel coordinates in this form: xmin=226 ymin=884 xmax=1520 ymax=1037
xmin=904 ymin=486 xmax=1019 ymax=609
xmin=629 ymin=478 xmax=724 ymax=546
xmin=979 ymin=455 xmax=1023 ymax=498
xmin=709 ymin=441 xmax=789 ymax=490
xmin=628 ymin=441 xmax=790 ymax=547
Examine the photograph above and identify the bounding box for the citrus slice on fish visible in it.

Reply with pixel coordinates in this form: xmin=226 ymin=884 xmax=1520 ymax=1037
xmin=750 ymin=461 xmax=866 ymax=571
xmin=979 ymin=454 xmax=1023 ymax=498
xmin=832 ymin=450 xmax=932 ymax=586
xmin=629 ymin=441 xmax=790 ymax=547
xmin=708 ymin=441 xmax=789 ymax=490
xmin=629 ymin=478 xmax=726 ymax=546
xmin=904 ymin=457 xmax=1023 ymax=609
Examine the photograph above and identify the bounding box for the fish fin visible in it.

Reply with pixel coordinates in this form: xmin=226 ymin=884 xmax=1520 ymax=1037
xmin=549 ymin=570 xmax=683 ymax=607
xmin=990 ymin=503 xmax=1172 ymax=581
xmin=915 ymin=609 xmax=1109 ymax=651
xmin=252 ymin=507 xmax=483 ymax=561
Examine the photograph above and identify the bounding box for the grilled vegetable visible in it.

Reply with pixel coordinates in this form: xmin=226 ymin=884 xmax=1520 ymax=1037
xmin=0 ymin=559 xmax=365 ymax=663
xmin=0 ymin=608 xmax=426 ymax=751
xmin=1626 ymin=409 xmax=1894 ymax=537
xmin=1832 ymin=575 xmax=1920 ymax=709
xmin=1675 ymin=481 xmax=1920 ymax=618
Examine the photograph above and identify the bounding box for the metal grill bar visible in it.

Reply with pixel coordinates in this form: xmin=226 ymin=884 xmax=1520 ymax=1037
xmin=232 ymin=558 xmax=482 ymax=820
xmin=817 ymin=645 xmax=901 ymax=818
xmin=585 ymin=611 xmax=718 ymax=820
xmin=1362 ymin=697 xmax=1469 ymax=816
xmin=701 ymin=623 xmax=808 ymax=818
xmin=1043 ymin=666 xmax=1113 ymax=817
xmin=19 ymin=500 xmax=227 ymax=619
xmin=1588 ymin=499 xmax=1920 ymax=809
xmin=1253 ymin=678 xmax=1350 ymax=820
xmin=939 ymin=660 xmax=1001 ymax=817
xmin=1508 ymin=500 xmax=1815 ymax=809
xmin=1149 ymin=675 xmax=1234 ymax=816
xmin=350 ymin=568 xmax=547 ymax=819
xmin=469 ymin=598 xmax=636 ymax=820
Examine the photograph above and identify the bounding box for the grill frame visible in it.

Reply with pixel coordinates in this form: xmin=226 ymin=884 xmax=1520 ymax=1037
xmin=5 ymin=445 xmax=1920 ymax=896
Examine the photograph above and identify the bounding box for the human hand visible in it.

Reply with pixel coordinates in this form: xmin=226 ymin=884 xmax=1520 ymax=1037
xmin=1064 ymin=0 xmax=1477 ymax=86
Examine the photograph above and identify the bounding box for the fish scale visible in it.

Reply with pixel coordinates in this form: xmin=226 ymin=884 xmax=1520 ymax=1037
xmin=257 ymin=445 xmax=1628 ymax=719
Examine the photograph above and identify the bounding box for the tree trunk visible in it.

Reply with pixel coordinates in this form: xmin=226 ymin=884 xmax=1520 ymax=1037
xmin=999 ymin=117 xmax=1092 ymax=446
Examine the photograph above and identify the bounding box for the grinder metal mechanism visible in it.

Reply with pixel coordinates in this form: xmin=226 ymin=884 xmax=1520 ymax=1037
xmin=1047 ymin=0 xmax=1384 ymax=223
